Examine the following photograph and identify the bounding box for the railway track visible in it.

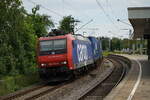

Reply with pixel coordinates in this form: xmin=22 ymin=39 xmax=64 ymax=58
xmin=0 ymin=82 xmax=67 ymax=100
xmin=79 ymin=55 xmax=130 ymax=100
xmin=0 ymin=55 xmax=131 ymax=100
xmin=0 ymin=82 xmax=46 ymax=100
xmin=24 ymin=84 xmax=64 ymax=100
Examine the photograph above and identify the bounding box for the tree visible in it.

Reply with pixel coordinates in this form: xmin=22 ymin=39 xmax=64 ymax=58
xmin=0 ymin=1 xmax=56 ymax=77
xmin=101 ymin=37 xmax=110 ymax=51
xmin=29 ymin=5 xmax=54 ymax=37
xmin=59 ymin=15 xmax=79 ymax=34
xmin=122 ymin=39 xmax=129 ymax=49
xmin=0 ymin=0 xmax=28 ymax=75
xmin=111 ymin=38 xmax=121 ymax=51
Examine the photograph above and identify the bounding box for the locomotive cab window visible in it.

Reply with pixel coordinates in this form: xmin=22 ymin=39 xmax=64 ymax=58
xmin=40 ymin=40 xmax=53 ymax=51
xmin=54 ymin=39 xmax=66 ymax=50
xmin=39 ymin=39 xmax=67 ymax=55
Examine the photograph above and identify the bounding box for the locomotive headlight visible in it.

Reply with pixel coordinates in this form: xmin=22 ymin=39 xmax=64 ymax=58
xmin=63 ymin=61 xmax=67 ymax=64
xmin=61 ymin=61 xmax=67 ymax=64
xmin=41 ymin=63 xmax=46 ymax=66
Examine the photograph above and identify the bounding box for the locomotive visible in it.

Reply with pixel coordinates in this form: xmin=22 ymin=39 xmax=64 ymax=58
xmin=37 ymin=33 xmax=102 ymax=81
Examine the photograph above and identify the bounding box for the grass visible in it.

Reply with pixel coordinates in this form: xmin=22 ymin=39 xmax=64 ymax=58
xmin=102 ymin=51 xmax=113 ymax=57
xmin=0 ymin=73 xmax=40 ymax=96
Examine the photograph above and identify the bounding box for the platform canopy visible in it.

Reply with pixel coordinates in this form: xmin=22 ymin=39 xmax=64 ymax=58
xmin=128 ymin=7 xmax=150 ymax=39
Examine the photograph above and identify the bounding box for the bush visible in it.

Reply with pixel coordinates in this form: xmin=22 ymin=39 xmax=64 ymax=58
xmin=0 ymin=74 xmax=39 ymax=96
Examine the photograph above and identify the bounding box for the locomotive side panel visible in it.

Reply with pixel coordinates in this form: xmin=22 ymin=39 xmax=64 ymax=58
xmin=88 ymin=37 xmax=103 ymax=60
xmin=72 ymin=40 xmax=94 ymax=69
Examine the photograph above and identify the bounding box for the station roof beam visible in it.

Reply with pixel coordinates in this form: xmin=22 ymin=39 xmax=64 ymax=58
xmin=128 ymin=7 xmax=150 ymax=39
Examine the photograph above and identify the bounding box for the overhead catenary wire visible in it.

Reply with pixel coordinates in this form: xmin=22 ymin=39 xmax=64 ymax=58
xmin=60 ymin=0 xmax=99 ymax=36
xmin=106 ymin=0 xmax=117 ymax=20
xmin=106 ymin=0 xmax=131 ymax=27
xmin=75 ymin=19 xmax=93 ymax=33
xmin=27 ymin=0 xmax=64 ymax=17
xmin=61 ymin=0 xmax=94 ymax=22
xmin=107 ymin=0 xmax=125 ymax=36
xmin=96 ymin=0 xmax=119 ymax=31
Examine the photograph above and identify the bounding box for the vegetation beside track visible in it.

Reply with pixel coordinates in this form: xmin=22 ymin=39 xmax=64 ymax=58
xmin=0 ymin=73 xmax=39 ymax=96
xmin=102 ymin=51 xmax=113 ymax=57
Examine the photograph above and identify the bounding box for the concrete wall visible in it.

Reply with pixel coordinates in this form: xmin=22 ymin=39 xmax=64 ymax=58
xmin=128 ymin=7 xmax=150 ymax=19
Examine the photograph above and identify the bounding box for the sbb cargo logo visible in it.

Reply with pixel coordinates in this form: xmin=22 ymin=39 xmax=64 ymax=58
xmin=77 ymin=44 xmax=88 ymax=62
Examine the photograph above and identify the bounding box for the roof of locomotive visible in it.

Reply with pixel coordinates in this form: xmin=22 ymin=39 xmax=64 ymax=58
xmin=39 ymin=34 xmax=91 ymax=42
xmin=72 ymin=34 xmax=91 ymax=42
xmin=39 ymin=34 xmax=73 ymax=41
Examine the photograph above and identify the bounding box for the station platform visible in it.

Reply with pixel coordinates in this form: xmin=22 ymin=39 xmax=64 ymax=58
xmin=105 ymin=55 xmax=150 ymax=100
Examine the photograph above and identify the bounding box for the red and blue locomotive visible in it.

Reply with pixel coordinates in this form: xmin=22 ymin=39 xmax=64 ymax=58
xmin=37 ymin=33 xmax=102 ymax=81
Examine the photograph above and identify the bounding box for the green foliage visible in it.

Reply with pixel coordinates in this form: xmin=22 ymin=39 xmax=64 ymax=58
xmin=0 ymin=0 xmax=54 ymax=78
xmin=101 ymin=36 xmax=147 ymax=54
xmin=59 ymin=15 xmax=76 ymax=34
xmin=0 ymin=0 xmax=25 ymax=76
xmin=111 ymin=38 xmax=121 ymax=51
xmin=102 ymin=51 xmax=113 ymax=57
xmin=29 ymin=5 xmax=54 ymax=37
xmin=0 ymin=74 xmax=39 ymax=96
xmin=101 ymin=37 xmax=110 ymax=51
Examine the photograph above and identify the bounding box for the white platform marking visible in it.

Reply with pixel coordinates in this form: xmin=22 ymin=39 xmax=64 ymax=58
xmin=127 ymin=60 xmax=142 ymax=100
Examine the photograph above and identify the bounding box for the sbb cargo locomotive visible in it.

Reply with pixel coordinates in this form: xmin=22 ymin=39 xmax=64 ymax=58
xmin=37 ymin=34 xmax=102 ymax=81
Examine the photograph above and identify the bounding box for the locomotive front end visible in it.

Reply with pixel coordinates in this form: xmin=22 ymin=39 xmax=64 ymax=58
xmin=37 ymin=35 xmax=73 ymax=80
xmin=38 ymin=38 xmax=67 ymax=68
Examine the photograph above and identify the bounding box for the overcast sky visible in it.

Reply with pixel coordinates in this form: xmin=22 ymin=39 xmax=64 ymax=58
xmin=22 ymin=0 xmax=150 ymax=38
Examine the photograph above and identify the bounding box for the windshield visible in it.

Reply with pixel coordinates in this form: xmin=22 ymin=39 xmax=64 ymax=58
xmin=54 ymin=39 xmax=66 ymax=50
xmin=39 ymin=39 xmax=67 ymax=55
xmin=40 ymin=40 xmax=53 ymax=51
